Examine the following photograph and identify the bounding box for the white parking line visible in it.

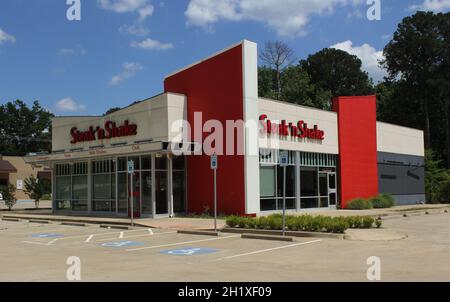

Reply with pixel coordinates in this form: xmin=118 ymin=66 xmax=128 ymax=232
xmin=47 ymin=238 xmax=59 ymax=245
xmin=85 ymin=235 xmax=94 ymax=243
xmin=126 ymin=235 xmax=241 ymax=252
xmin=148 ymin=228 xmax=154 ymax=235
xmin=96 ymin=230 xmax=177 ymax=242
xmin=23 ymin=241 xmax=51 ymax=246
xmin=215 ymin=239 xmax=322 ymax=261
xmin=119 ymin=232 xmax=124 ymax=239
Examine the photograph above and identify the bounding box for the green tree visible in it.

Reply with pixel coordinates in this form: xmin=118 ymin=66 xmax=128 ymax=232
xmin=300 ymin=48 xmax=374 ymax=97
xmin=258 ymin=66 xmax=277 ymax=100
xmin=0 ymin=100 xmax=53 ymax=156
xmin=382 ymin=12 xmax=450 ymax=166
xmin=104 ymin=107 xmax=122 ymax=116
xmin=280 ymin=66 xmax=332 ymax=110
xmin=1 ymin=184 xmax=17 ymax=211
xmin=24 ymin=175 xmax=44 ymax=209
xmin=425 ymin=150 xmax=450 ymax=203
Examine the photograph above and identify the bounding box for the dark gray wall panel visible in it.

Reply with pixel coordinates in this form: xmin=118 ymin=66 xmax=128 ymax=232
xmin=377 ymin=152 xmax=425 ymax=205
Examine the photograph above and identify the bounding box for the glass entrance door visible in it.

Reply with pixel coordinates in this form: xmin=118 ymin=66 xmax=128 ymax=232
xmin=328 ymin=173 xmax=337 ymax=207
xmin=155 ymin=171 xmax=168 ymax=215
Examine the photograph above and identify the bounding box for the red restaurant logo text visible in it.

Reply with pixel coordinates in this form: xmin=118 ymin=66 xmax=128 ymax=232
xmin=70 ymin=120 xmax=138 ymax=144
xmin=259 ymin=114 xmax=325 ymax=141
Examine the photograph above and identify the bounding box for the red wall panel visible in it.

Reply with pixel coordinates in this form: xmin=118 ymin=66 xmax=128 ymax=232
xmin=333 ymin=96 xmax=379 ymax=208
xmin=164 ymin=45 xmax=246 ymax=215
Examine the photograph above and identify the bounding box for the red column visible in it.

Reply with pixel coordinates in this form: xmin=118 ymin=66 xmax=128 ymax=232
xmin=333 ymin=96 xmax=379 ymax=208
xmin=164 ymin=44 xmax=246 ymax=215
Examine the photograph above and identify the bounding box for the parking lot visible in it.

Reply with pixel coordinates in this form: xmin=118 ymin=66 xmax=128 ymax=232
xmin=0 ymin=213 xmax=450 ymax=282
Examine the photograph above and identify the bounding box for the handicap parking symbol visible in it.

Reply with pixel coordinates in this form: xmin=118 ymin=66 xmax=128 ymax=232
xmin=31 ymin=233 xmax=64 ymax=238
xmin=100 ymin=241 xmax=144 ymax=248
xmin=160 ymin=247 xmax=219 ymax=256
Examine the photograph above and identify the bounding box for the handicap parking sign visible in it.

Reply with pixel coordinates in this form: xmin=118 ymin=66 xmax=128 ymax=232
xmin=160 ymin=247 xmax=219 ymax=256
xmin=100 ymin=241 xmax=144 ymax=248
xmin=32 ymin=233 xmax=64 ymax=238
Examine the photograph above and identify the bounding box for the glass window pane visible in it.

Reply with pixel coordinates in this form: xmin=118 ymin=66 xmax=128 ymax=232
xmin=155 ymin=156 xmax=167 ymax=170
xmin=117 ymin=172 xmax=127 ymax=213
xmin=173 ymin=171 xmax=185 ymax=213
xmin=301 ymin=197 xmax=319 ymax=209
xmin=93 ymin=174 xmax=111 ymax=200
xmin=72 ymin=175 xmax=87 ymax=201
xmin=141 ymin=156 xmax=152 ymax=170
xmin=142 ymin=171 xmax=152 ymax=214
xmin=260 ymin=199 xmax=277 ymax=211
xmin=260 ymin=166 xmax=275 ymax=197
xmin=319 ymin=173 xmax=328 ymax=197
xmin=56 ymin=176 xmax=71 ymax=200
xmin=300 ymin=169 xmax=318 ymax=197
xmin=277 ymin=166 xmax=295 ymax=197
xmin=118 ymin=158 xmax=127 ymax=171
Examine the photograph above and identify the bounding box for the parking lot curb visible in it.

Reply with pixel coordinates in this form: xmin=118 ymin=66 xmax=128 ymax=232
xmin=61 ymin=222 xmax=87 ymax=227
xmin=221 ymin=228 xmax=344 ymax=239
xmin=177 ymin=230 xmax=219 ymax=236
xmin=28 ymin=220 xmax=49 ymax=224
xmin=241 ymin=233 xmax=294 ymax=242
xmin=100 ymin=224 xmax=131 ymax=230
xmin=1 ymin=217 xmax=20 ymax=222
xmin=1 ymin=214 xmax=151 ymax=228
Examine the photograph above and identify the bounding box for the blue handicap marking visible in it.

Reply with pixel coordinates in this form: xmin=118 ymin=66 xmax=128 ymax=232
xmin=100 ymin=241 xmax=144 ymax=248
xmin=160 ymin=247 xmax=219 ymax=256
xmin=31 ymin=233 xmax=64 ymax=238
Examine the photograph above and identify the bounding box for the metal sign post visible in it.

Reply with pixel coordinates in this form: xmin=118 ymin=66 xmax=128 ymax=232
xmin=280 ymin=151 xmax=289 ymax=236
xmin=128 ymin=160 xmax=135 ymax=228
xmin=211 ymin=154 xmax=218 ymax=232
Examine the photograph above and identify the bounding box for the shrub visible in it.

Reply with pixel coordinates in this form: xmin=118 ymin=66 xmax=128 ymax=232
xmin=41 ymin=193 xmax=52 ymax=201
xmin=438 ymin=179 xmax=450 ymax=203
xmin=225 ymin=214 xmax=378 ymax=233
xmin=1 ymin=184 xmax=17 ymax=210
xmin=346 ymin=198 xmax=373 ymax=210
xmin=225 ymin=215 xmax=240 ymax=228
xmin=378 ymin=194 xmax=395 ymax=208
xmin=361 ymin=216 xmax=375 ymax=228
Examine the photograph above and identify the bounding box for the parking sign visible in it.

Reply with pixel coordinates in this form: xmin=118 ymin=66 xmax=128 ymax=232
xmin=211 ymin=154 xmax=218 ymax=170
xmin=127 ymin=160 xmax=134 ymax=174
xmin=280 ymin=151 xmax=289 ymax=167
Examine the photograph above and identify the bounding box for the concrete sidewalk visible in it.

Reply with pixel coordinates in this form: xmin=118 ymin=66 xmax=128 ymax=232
xmin=0 ymin=204 xmax=448 ymax=231
xmin=0 ymin=212 xmax=226 ymax=230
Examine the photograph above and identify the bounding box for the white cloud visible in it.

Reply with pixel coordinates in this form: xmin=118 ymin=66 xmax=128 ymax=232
xmin=119 ymin=23 xmax=150 ymax=36
xmin=409 ymin=0 xmax=450 ymax=12
xmin=56 ymin=98 xmax=86 ymax=112
xmin=58 ymin=45 xmax=87 ymax=56
xmin=185 ymin=0 xmax=365 ymax=37
xmin=0 ymin=28 xmax=16 ymax=45
xmin=131 ymin=38 xmax=173 ymax=50
xmin=110 ymin=62 xmax=143 ymax=86
xmin=330 ymin=40 xmax=387 ymax=83
xmin=98 ymin=0 xmax=154 ymax=19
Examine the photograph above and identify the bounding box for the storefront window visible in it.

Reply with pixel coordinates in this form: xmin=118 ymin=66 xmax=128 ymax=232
xmin=92 ymin=159 xmax=116 ymax=212
xmin=141 ymin=171 xmax=152 ymax=214
xmin=260 ymin=166 xmax=276 ymax=197
xmin=117 ymin=172 xmax=128 ymax=213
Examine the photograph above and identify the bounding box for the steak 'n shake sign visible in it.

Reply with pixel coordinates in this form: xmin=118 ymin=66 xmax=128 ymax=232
xmin=259 ymin=114 xmax=325 ymax=141
xmin=70 ymin=120 xmax=138 ymax=144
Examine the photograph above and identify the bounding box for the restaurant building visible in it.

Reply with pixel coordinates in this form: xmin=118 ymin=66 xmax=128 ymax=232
xmin=26 ymin=40 xmax=425 ymax=218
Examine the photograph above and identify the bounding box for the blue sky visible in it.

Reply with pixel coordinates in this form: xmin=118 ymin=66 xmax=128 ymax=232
xmin=0 ymin=0 xmax=449 ymax=116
